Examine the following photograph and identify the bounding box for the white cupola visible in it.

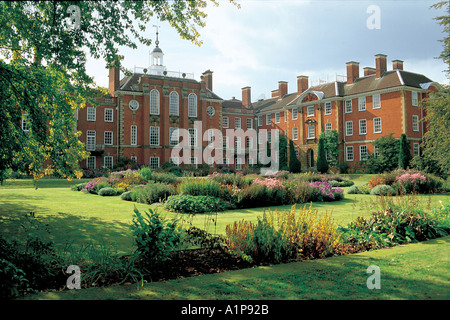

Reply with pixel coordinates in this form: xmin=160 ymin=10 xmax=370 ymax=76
xmin=149 ymin=26 xmax=167 ymax=76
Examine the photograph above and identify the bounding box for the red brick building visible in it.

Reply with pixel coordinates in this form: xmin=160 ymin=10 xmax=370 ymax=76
xmin=75 ymin=39 xmax=440 ymax=172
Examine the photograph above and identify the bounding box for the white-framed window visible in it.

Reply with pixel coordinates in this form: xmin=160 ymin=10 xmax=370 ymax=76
xmin=292 ymin=108 xmax=298 ymax=120
xmin=295 ymin=149 xmax=299 ymax=159
xmin=346 ymin=146 xmax=354 ymax=162
xmin=207 ymin=129 xmax=214 ymax=145
xmin=21 ymin=114 xmax=30 ymax=131
xmin=104 ymin=131 xmax=113 ymax=145
xmin=188 ymin=128 xmax=197 ymax=147
xmin=345 ymin=100 xmax=352 ymax=113
xmin=267 ymin=131 xmax=271 ymax=143
xmin=131 ymin=156 xmax=137 ymax=163
xmin=292 ymin=127 xmax=298 ymax=140
xmin=248 ymin=157 xmax=256 ymax=166
xmin=246 ymin=137 xmax=254 ymax=149
xmin=223 ymin=136 xmax=229 ymax=149
xmin=413 ymin=143 xmax=420 ymax=156
xmin=412 ymin=115 xmax=419 ymax=132
xmin=234 ymin=136 xmax=242 ymax=153
xmin=104 ymin=156 xmax=113 ymax=169
xmin=284 ymin=111 xmax=287 ymax=123
xmin=131 ymin=125 xmax=137 ymax=145
xmin=258 ymin=132 xmax=263 ymax=145
xmin=325 ymin=122 xmax=332 ymax=131
xmin=223 ymin=116 xmax=229 ymax=128
xmin=87 ymin=107 xmax=96 ymax=121
xmin=246 ymin=118 xmax=253 ymax=129
xmin=266 ymin=114 xmax=271 ymax=125
xmin=258 ymin=115 xmax=263 ymax=127
xmin=235 ymin=117 xmax=241 ymax=129
xmin=373 ymin=117 xmax=382 ymax=133
xmin=104 ymin=108 xmax=113 ymax=122
xmin=307 ymin=125 xmax=315 ymax=139
xmin=372 ymin=94 xmax=381 ymax=109
xmin=358 ymin=96 xmax=366 ymax=111
xmin=412 ymin=91 xmax=419 ymax=107
xmin=150 ymin=89 xmax=160 ymax=115
xmin=235 ymin=158 xmax=242 ymax=170
xmin=345 ymin=121 xmax=353 ymax=136
xmin=188 ymin=93 xmax=197 ymax=117
xmin=169 ymin=127 xmax=179 ymax=146
xmin=223 ymin=158 xmax=229 ymax=165
xmin=149 ymin=126 xmax=160 ymax=145
xmin=275 ymin=112 xmax=280 ymax=123
xmin=324 ymin=102 xmax=331 ymax=115
xmin=360 ymin=145 xmax=368 ymax=161
xmin=189 ymin=157 xmax=198 ymax=168
xmin=87 ymin=156 xmax=96 ymax=170
xmin=169 ymin=91 xmax=179 ymax=116
xmin=86 ymin=130 xmax=96 ymax=151
xmin=359 ymin=119 xmax=367 ymax=135
xmin=307 ymin=105 xmax=314 ymax=117
xmin=374 ymin=146 xmax=380 ymax=158
xmin=149 ymin=157 xmax=160 ymax=169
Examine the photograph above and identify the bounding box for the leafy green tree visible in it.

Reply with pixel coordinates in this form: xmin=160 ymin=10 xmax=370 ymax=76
xmin=316 ymin=135 xmax=329 ymax=173
xmin=278 ymin=132 xmax=288 ymax=170
xmin=398 ymin=133 xmax=412 ymax=170
xmin=0 ymin=1 xmax=238 ymax=183
xmin=288 ymin=140 xmax=301 ymax=173
xmin=320 ymin=130 xmax=339 ymax=168
xmin=365 ymin=134 xmax=399 ymax=173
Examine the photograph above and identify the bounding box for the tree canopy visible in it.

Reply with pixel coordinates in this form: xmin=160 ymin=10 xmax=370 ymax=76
xmin=0 ymin=0 xmax=238 ymax=182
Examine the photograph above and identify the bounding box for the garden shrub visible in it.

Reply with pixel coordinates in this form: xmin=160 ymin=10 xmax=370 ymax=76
xmin=225 ymin=205 xmax=341 ymax=264
xmin=370 ymin=184 xmax=396 ymax=196
xmin=209 ymin=172 xmax=254 ymax=188
xmin=338 ymin=208 xmax=449 ymax=252
xmin=98 ymin=187 xmax=118 ymax=196
xmin=130 ymin=208 xmax=183 ymax=270
xmin=135 ymin=182 xmax=175 ymax=204
xmin=368 ymin=176 xmax=386 ymax=189
xmin=164 ymin=194 xmax=233 ymax=214
xmin=120 ymin=190 xmax=135 ymax=201
xmin=71 ymin=182 xmax=87 ymax=191
xmin=138 ymin=167 xmax=152 ymax=182
xmin=308 ymin=181 xmax=344 ymax=202
xmin=0 ymin=259 xmax=29 ymax=299
xmin=177 ymin=179 xmax=227 ymax=199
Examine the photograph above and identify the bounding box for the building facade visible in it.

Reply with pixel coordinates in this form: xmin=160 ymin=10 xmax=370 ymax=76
xmin=75 ymin=39 xmax=440 ymax=172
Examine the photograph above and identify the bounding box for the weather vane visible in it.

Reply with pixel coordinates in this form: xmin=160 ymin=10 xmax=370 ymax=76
xmin=153 ymin=25 xmax=160 ymax=47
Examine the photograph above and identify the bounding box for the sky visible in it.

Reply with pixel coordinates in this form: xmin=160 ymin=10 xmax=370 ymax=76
xmin=86 ymin=0 xmax=449 ymax=101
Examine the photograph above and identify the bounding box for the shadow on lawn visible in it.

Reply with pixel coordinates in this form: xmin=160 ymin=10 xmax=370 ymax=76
xmin=128 ymin=237 xmax=450 ymax=300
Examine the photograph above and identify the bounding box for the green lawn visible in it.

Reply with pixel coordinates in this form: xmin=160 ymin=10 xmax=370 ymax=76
xmin=1 ymin=176 xmax=449 ymax=300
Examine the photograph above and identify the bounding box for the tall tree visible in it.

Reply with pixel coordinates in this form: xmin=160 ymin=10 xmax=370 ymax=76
xmin=320 ymin=130 xmax=339 ymax=168
xmin=365 ymin=134 xmax=399 ymax=173
xmin=316 ymin=135 xmax=329 ymax=173
xmin=288 ymin=140 xmax=301 ymax=173
xmin=0 ymin=1 xmax=238 ymax=182
xmin=398 ymin=133 xmax=412 ymax=170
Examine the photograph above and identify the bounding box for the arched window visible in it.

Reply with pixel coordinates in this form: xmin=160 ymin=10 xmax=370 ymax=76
xmin=188 ymin=93 xmax=197 ymax=118
xmin=169 ymin=91 xmax=179 ymax=116
xmin=150 ymin=89 xmax=160 ymax=115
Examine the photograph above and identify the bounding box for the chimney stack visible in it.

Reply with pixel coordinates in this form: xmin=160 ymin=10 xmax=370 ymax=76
xmin=242 ymin=86 xmax=252 ymax=108
xmin=271 ymin=89 xmax=279 ymax=99
xmin=346 ymin=61 xmax=360 ymax=84
xmin=363 ymin=67 xmax=376 ymax=76
xmin=202 ymin=70 xmax=213 ymax=91
xmin=392 ymin=59 xmax=404 ymax=71
xmin=278 ymin=81 xmax=288 ymax=99
xmin=375 ymin=54 xmax=387 ymax=78
xmin=297 ymin=76 xmax=309 ymax=94
xmin=109 ymin=62 xmax=120 ymax=97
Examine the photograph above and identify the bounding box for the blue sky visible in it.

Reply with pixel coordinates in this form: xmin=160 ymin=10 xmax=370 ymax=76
xmin=87 ymin=0 xmax=449 ymax=101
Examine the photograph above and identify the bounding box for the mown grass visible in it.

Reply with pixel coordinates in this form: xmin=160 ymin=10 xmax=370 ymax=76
xmin=1 ymin=176 xmax=449 ymax=300
xmin=23 ymin=235 xmax=450 ymax=300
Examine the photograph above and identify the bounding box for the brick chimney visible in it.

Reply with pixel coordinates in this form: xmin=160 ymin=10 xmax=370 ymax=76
xmin=346 ymin=61 xmax=360 ymax=84
xmin=109 ymin=62 xmax=120 ymax=97
xmin=375 ymin=54 xmax=387 ymax=78
xmin=242 ymin=86 xmax=252 ymax=108
xmin=392 ymin=59 xmax=404 ymax=71
xmin=271 ymin=89 xmax=279 ymax=99
xmin=278 ymin=81 xmax=288 ymax=99
xmin=363 ymin=67 xmax=376 ymax=76
xmin=297 ymin=76 xmax=309 ymax=94
xmin=202 ymin=70 xmax=213 ymax=91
